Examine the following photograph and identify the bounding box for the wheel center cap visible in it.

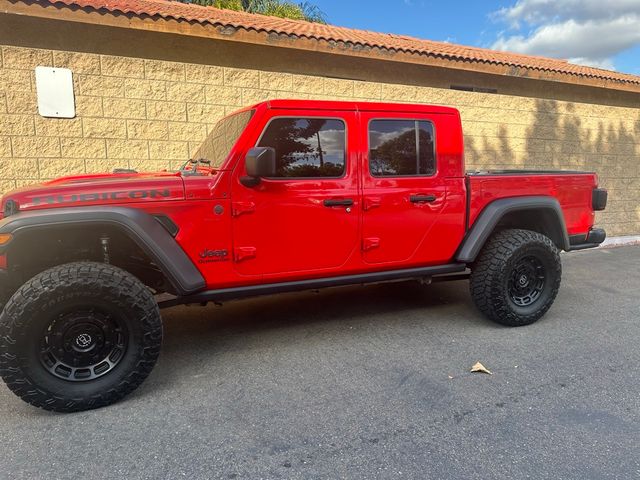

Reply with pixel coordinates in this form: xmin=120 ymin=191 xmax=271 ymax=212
xmin=519 ymin=275 xmax=528 ymax=286
xmin=75 ymin=333 xmax=93 ymax=349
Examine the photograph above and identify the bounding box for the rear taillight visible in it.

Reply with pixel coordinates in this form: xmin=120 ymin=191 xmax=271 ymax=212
xmin=592 ymin=188 xmax=607 ymax=211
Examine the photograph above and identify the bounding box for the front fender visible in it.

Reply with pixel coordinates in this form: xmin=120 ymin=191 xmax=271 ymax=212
xmin=0 ymin=207 xmax=205 ymax=295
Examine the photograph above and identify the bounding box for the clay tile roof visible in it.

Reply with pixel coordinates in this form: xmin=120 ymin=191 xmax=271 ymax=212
xmin=17 ymin=0 xmax=640 ymax=85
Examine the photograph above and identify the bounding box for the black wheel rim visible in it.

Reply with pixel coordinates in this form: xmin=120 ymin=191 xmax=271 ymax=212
xmin=508 ymin=255 xmax=546 ymax=307
xmin=39 ymin=309 xmax=128 ymax=382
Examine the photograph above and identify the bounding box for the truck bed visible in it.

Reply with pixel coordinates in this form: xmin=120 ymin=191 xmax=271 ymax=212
xmin=466 ymin=170 xmax=598 ymax=236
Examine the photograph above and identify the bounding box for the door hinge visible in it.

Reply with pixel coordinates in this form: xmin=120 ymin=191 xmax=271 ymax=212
xmin=234 ymin=247 xmax=257 ymax=262
xmin=232 ymin=202 xmax=255 ymax=217
xmin=362 ymin=237 xmax=380 ymax=251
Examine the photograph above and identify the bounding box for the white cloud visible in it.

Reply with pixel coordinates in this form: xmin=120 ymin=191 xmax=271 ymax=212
xmin=491 ymin=0 xmax=640 ymax=70
xmin=495 ymin=0 xmax=640 ymax=25
xmin=370 ymin=127 xmax=413 ymax=149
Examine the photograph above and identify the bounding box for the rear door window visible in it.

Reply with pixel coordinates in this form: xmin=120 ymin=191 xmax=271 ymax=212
xmin=369 ymin=119 xmax=435 ymax=176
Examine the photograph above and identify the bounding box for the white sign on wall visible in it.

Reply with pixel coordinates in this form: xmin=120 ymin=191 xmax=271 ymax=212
xmin=35 ymin=66 xmax=76 ymax=118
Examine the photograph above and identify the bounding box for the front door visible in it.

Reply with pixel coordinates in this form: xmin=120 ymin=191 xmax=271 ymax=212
xmin=231 ymin=111 xmax=360 ymax=279
xmin=360 ymin=112 xmax=449 ymax=267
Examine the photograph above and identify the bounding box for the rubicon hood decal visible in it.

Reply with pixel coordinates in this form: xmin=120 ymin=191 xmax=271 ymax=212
xmin=1 ymin=174 xmax=185 ymax=212
xmin=32 ymin=189 xmax=171 ymax=206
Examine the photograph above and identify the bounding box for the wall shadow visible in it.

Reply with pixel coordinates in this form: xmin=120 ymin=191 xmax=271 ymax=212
xmin=463 ymin=98 xmax=640 ymax=236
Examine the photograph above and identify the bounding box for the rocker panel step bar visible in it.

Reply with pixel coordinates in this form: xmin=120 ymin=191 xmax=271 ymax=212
xmin=158 ymin=263 xmax=467 ymax=308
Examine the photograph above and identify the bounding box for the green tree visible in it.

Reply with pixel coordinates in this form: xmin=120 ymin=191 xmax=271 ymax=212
xmin=371 ymin=127 xmax=434 ymax=176
xmin=178 ymin=0 xmax=326 ymax=23
xmin=257 ymin=118 xmax=343 ymax=177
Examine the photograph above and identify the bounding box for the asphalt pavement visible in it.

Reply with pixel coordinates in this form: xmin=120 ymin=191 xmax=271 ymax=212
xmin=1 ymin=246 xmax=639 ymax=480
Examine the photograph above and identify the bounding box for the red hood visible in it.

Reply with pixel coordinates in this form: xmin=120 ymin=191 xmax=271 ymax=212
xmin=0 ymin=171 xmax=185 ymax=215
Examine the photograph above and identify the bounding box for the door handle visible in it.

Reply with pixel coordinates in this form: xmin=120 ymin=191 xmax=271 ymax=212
xmin=324 ymin=199 xmax=354 ymax=207
xmin=410 ymin=194 xmax=436 ymax=203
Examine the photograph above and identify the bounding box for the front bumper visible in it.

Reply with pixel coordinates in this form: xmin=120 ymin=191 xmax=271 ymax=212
xmin=568 ymin=228 xmax=606 ymax=251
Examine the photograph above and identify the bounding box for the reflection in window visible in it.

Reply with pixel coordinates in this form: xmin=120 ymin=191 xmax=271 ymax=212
xmin=369 ymin=120 xmax=435 ymax=176
xmin=194 ymin=110 xmax=254 ymax=169
xmin=258 ymin=118 xmax=346 ymax=178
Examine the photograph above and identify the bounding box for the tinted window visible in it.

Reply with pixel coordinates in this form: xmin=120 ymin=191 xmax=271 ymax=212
xmin=257 ymin=118 xmax=346 ymax=178
xmin=194 ymin=110 xmax=254 ymax=169
xmin=369 ymin=120 xmax=435 ymax=176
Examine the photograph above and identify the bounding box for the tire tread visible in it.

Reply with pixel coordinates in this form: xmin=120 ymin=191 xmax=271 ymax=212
xmin=0 ymin=262 xmax=161 ymax=412
xmin=470 ymin=229 xmax=561 ymax=327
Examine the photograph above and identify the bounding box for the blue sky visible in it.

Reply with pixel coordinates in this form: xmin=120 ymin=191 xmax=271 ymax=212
xmin=312 ymin=0 xmax=640 ymax=75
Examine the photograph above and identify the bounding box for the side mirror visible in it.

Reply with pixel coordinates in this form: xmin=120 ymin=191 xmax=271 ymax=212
xmin=241 ymin=147 xmax=276 ymax=187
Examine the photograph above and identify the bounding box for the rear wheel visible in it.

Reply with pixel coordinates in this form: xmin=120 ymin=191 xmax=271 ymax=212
xmin=470 ymin=229 xmax=561 ymax=326
xmin=0 ymin=262 xmax=162 ymax=412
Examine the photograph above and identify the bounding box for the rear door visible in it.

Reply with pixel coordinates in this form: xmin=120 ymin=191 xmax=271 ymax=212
xmin=359 ymin=112 xmax=450 ymax=266
xmin=230 ymin=109 xmax=360 ymax=279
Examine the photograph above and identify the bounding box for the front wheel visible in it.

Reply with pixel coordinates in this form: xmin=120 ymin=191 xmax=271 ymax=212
xmin=470 ymin=229 xmax=562 ymax=327
xmin=0 ymin=262 xmax=162 ymax=412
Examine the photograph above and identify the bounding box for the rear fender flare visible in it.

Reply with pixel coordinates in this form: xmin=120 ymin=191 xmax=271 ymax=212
xmin=0 ymin=207 xmax=205 ymax=295
xmin=456 ymin=196 xmax=570 ymax=263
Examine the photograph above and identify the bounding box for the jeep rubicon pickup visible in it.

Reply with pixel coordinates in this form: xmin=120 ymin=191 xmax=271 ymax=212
xmin=0 ymin=100 xmax=607 ymax=412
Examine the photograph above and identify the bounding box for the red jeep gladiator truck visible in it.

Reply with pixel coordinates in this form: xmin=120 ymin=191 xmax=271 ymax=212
xmin=0 ymin=100 xmax=607 ymax=412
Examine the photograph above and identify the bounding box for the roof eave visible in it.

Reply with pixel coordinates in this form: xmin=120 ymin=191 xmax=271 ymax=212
xmin=2 ymin=0 xmax=640 ymax=95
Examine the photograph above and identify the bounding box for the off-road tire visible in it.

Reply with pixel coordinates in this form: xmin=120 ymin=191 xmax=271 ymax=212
xmin=0 ymin=262 xmax=162 ymax=412
xmin=470 ymin=229 xmax=561 ymax=327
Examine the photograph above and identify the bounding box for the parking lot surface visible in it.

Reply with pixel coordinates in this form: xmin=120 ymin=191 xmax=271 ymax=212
xmin=1 ymin=246 xmax=639 ymax=479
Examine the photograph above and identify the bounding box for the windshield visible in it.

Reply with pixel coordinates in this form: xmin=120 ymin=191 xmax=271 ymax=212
xmin=192 ymin=109 xmax=254 ymax=169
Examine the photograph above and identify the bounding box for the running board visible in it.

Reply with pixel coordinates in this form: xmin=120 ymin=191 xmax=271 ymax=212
xmin=158 ymin=263 xmax=467 ymax=308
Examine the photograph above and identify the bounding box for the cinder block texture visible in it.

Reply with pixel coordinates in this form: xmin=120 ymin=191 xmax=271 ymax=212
xmin=1 ymin=46 xmax=638 ymax=235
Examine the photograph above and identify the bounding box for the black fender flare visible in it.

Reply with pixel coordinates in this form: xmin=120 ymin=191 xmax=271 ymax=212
xmin=456 ymin=196 xmax=570 ymax=263
xmin=0 ymin=207 xmax=205 ymax=295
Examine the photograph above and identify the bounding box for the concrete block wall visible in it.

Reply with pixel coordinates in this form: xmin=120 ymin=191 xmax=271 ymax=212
xmin=1 ymin=46 xmax=638 ymax=235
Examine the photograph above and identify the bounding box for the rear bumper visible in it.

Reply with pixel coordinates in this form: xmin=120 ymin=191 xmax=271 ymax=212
xmin=568 ymin=228 xmax=606 ymax=251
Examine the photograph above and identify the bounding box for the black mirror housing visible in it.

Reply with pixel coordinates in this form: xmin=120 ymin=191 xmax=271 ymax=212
xmin=245 ymin=147 xmax=276 ymax=178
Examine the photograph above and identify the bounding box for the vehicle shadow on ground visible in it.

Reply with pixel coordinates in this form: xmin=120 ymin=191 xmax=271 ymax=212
xmin=142 ymin=280 xmax=486 ymax=393
xmin=162 ymin=279 xmax=478 ymax=337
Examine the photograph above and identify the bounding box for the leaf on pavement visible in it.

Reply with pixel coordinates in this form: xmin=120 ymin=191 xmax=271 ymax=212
xmin=471 ymin=361 xmax=492 ymax=375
